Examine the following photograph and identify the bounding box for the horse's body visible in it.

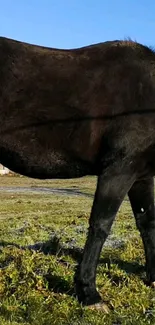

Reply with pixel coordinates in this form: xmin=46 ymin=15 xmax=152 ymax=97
xmin=1 ymin=37 xmax=155 ymax=306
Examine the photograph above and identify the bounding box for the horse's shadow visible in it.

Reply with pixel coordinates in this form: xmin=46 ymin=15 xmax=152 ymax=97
xmin=0 ymin=236 xmax=145 ymax=296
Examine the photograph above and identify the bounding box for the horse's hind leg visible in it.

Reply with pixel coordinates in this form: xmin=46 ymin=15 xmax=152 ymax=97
xmin=74 ymin=163 xmax=135 ymax=306
xmin=128 ymin=177 xmax=155 ymax=285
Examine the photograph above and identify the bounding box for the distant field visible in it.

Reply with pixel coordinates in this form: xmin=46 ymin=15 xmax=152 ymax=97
xmin=0 ymin=175 xmax=155 ymax=325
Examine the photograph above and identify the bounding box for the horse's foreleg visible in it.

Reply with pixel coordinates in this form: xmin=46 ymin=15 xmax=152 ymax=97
xmin=74 ymin=163 xmax=135 ymax=306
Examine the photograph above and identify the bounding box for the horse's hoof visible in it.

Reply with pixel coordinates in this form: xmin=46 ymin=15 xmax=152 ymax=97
xmin=151 ymin=281 xmax=155 ymax=288
xmin=86 ymin=302 xmax=110 ymax=313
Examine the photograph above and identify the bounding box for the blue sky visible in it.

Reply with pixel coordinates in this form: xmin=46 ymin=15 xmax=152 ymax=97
xmin=0 ymin=0 xmax=154 ymax=49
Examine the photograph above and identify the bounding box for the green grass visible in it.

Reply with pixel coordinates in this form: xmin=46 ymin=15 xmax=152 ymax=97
xmin=0 ymin=175 xmax=155 ymax=324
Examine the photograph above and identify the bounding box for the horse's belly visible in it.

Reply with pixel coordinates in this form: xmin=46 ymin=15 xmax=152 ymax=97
xmin=0 ymin=146 xmax=92 ymax=179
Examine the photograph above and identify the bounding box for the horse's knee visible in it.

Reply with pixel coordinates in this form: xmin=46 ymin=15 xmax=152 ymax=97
xmin=89 ymin=218 xmax=112 ymax=240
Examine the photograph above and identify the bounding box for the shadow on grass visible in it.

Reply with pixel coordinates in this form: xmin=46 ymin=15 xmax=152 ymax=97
xmin=44 ymin=273 xmax=75 ymax=296
xmin=29 ymin=238 xmax=145 ymax=276
xmin=0 ymin=236 xmax=145 ymax=296
xmin=36 ymin=237 xmax=145 ymax=293
xmin=0 ymin=235 xmax=145 ymax=275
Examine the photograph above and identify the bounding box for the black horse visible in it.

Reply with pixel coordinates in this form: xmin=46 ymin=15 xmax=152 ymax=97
xmin=1 ymin=37 xmax=155 ymax=307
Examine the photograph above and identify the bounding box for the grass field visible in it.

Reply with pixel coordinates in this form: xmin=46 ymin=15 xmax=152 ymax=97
xmin=0 ymin=175 xmax=155 ymax=325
